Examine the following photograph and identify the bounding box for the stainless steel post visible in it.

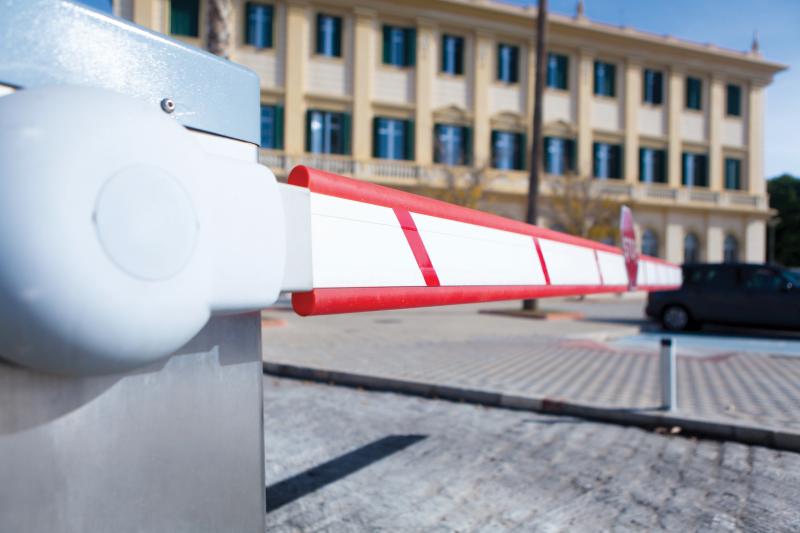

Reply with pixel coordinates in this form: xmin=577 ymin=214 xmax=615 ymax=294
xmin=660 ymin=337 xmax=677 ymax=411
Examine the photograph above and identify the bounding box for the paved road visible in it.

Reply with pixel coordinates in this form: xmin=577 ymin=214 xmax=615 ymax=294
xmin=263 ymin=297 xmax=800 ymax=432
xmin=264 ymin=376 xmax=800 ymax=532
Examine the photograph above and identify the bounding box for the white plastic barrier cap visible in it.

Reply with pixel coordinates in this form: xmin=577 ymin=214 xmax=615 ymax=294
xmin=0 ymin=86 xmax=285 ymax=375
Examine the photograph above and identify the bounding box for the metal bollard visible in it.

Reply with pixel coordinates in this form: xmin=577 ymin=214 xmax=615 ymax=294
xmin=660 ymin=338 xmax=677 ymax=411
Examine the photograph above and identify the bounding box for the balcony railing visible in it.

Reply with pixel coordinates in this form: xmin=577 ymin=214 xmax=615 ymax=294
xmin=258 ymin=150 xmax=767 ymax=210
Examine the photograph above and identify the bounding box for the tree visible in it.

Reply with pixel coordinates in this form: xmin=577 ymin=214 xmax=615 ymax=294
xmin=206 ymin=0 xmax=233 ymax=58
xmin=542 ymin=173 xmax=619 ymax=242
xmin=418 ymin=166 xmax=493 ymax=209
xmin=767 ymin=174 xmax=800 ymax=266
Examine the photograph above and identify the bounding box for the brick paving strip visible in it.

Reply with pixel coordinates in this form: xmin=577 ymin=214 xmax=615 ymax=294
xmin=262 ymin=305 xmax=800 ymax=452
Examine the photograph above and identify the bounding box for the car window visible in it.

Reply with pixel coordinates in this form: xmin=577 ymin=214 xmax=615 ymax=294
xmin=683 ymin=266 xmax=736 ymax=289
xmin=741 ymin=267 xmax=784 ymax=291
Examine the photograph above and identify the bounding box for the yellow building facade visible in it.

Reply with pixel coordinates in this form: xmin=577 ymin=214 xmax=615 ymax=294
xmin=123 ymin=0 xmax=786 ymax=263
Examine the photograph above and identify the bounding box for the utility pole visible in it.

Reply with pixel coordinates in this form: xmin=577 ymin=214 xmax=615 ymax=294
xmin=523 ymin=0 xmax=548 ymax=311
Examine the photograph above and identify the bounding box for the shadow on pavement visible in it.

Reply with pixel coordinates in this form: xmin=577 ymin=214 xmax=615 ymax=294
xmin=266 ymin=434 xmax=427 ymax=513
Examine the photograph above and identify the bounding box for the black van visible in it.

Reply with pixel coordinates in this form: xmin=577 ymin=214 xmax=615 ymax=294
xmin=646 ymin=263 xmax=800 ymax=331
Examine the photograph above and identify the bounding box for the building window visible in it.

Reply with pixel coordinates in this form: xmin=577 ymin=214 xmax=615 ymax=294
xmin=306 ymin=110 xmax=350 ymax=154
xmin=684 ymin=233 xmax=700 ymax=264
xmin=544 ymin=137 xmax=576 ymax=175
xmin=441 ymin=34 xmax=465 ymax=75
xmin=170 ymin=0 xmax=199 ymax=37
xmin=724 ymin=157 xmax=742 ymax=190
xmin=686 ymin=76 xmax=702 ymax=110
xmin=491 ymin=131 xmax=525 ymax=170
xmin=546 ymin=53 xmax=568 ymax=90
xmin=382 ymin=26 xmax=415 ymax=67
xmin=260 ymin=105 xmax=283 ymax=149
xmin=593 ymin=142 xmax=623 ymax=179
xmin=316 ymin=14 xmax=342 ymax=57
xmin=245 ymin=3 xmax=274 ymax=49
xmin=497 ymin=44 xmax=519 ymax=83
xmin=682 ymin=153 xmax=708 ymax=187
xmin=639 ymin=148 xmax=667 ymax=184
xmin=434 ymin=124 xmax=470 ymax=165
xmin=594 ymin=61 xmax=616 ymax=97
xmin=724 ymin=235 xmax=739 ymax=263
xmin=726 ymin=84 xmax=742 ymax=116
xmin=373 ymin=117 xmax=413 ymax=160
xmin=642 ymin=229 xmax=659 ymax=257
xmin=642 ymin=69 xmax=663 ymax=105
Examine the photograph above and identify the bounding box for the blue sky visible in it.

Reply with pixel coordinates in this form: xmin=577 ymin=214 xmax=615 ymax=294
xmin=505 ymin=0 xmax=799 ymax=178
xmin=76 ymin=0 xmax=797 ymax=177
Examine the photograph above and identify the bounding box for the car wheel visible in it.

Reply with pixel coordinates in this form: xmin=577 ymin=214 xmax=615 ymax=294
xmin=662 ymin=305 xmax=693 ymax=332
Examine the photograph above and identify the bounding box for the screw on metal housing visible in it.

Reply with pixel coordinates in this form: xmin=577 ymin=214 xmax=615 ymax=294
xmin=160 ymin=98 xmax=176 ymax=113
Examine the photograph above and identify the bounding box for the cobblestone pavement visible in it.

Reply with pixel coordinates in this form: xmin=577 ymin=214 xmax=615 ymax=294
xmin=264 ymin=376 xmax=800 ymax=532
xmin=262 ymin=298 xmax=800 ymax=432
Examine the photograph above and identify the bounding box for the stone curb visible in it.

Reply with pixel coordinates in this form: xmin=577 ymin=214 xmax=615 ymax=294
xmin=263 ymin=361 xmax=800 ymax=453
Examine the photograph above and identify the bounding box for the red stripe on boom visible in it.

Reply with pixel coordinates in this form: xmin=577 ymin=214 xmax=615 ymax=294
xmin=534 ymin=238 xmax=551 ymax=285
xmin=292 ymin=285 xmax=629 ymax=316
xmin=393 ymin=208 xmax=440 ymax=287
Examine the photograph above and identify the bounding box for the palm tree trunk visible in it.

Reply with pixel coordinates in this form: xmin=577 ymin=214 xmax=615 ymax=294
xmin=207 ymin=0 xmax=233 ymax=58
xmin=523 ymin=0 xmax=548 ymax=311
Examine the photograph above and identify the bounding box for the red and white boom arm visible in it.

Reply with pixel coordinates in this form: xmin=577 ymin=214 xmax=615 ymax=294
xmin=0 ymin=86 xmax=680 ymax=375
xmin=283 ymin=167 xmax=680 ymax=316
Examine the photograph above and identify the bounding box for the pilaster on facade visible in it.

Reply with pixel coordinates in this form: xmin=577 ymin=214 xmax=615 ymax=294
xmin=624 ymin=58 xmax=642 ymax=184
xmin=705 ymin=222 xmax=723 ymax=262
xmin=708 ymin=74 xmax=724 ymax=191
xmin=576 ymin=48 xmax=593 ymax=177
xmin=745 ymin=218 xmax=766 ymax=261
xmin=747 ymin=82 xmax=766 ymax=195
xmin=352 ymin=7 xmax=376 ymax=161
xmin=667 ymin=66 xmax=683 ymax=188
xmin=473 ymin=31 xmax=493 ymax=168
xmin=415 ymin=19 xmax=435 ymax=166
xmin=284 ymin=1 xmax=309 ymax=155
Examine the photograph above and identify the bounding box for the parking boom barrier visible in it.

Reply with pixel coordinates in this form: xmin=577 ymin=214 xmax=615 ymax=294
xmin=287 ymin=166 xmax=682 ymax=315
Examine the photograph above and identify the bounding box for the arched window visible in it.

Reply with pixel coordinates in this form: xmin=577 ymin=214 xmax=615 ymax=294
xmin=684 ymin=233 xmax=700 ymax=264
xmin=642 ymin=229 xmax=659 ymax=257
xmin=723 ymin=235 xmax=739 ymax=263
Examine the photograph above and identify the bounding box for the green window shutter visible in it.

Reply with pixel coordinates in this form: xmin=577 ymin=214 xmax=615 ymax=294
xmin=593 ymin=62 xmax=600 ymax=95
xmin=516 ymin=132 xmax=526 ymax=170
xmin=245 ymin=2 xmax=253 ymax=44
xmin=455 ymin=37 xmax=464 ymax=75
xmin=463 ymin=126 xmax=472 ymax=166
xmin=333 ymin=17 xmax=342 ymax=57
xmin=511 ymin=47 xmax=519 ymax=83
xmin=433 ymin=124 xmax=441 ymax=163
xmin=559 ymin=55 xmax=568 ymax=89
xmin=592 ymin=143 xmax=600 ymax=177
xmin=315 ymin=14 xmax=323 ymax=54
xmin=404 ymin=119 xmax=415 ymax=160
xmin=654 ymin=71 xmax=663 ymax=104
xmin=543 ymin=136 xmax=552 ymax=171
xmin=496 ymin=46 xmax=503 ymax=81
xmin=341 ymin=112 xmax=351 ymax=155
xmin=405 ymin=28 xmax=416 ymax=66
xmin=614 ymin=145 xmax=623 ymax=178
xmin=566 ymin=138 xmax=576 ymax=172
xmin=372 ymin=116 xmax=380 ymax=158
xmin=490 ymin=130 xmax=498 ymax=167
xmin=274 ymin=105 xmax=284 ymax=150
xmin=305 ymin=110 xmax=312 ymax=152
xmin=609 ymin=64 xmax=616 ymax=97
xmin=382 ymin=26 xmax=391 ymax=64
